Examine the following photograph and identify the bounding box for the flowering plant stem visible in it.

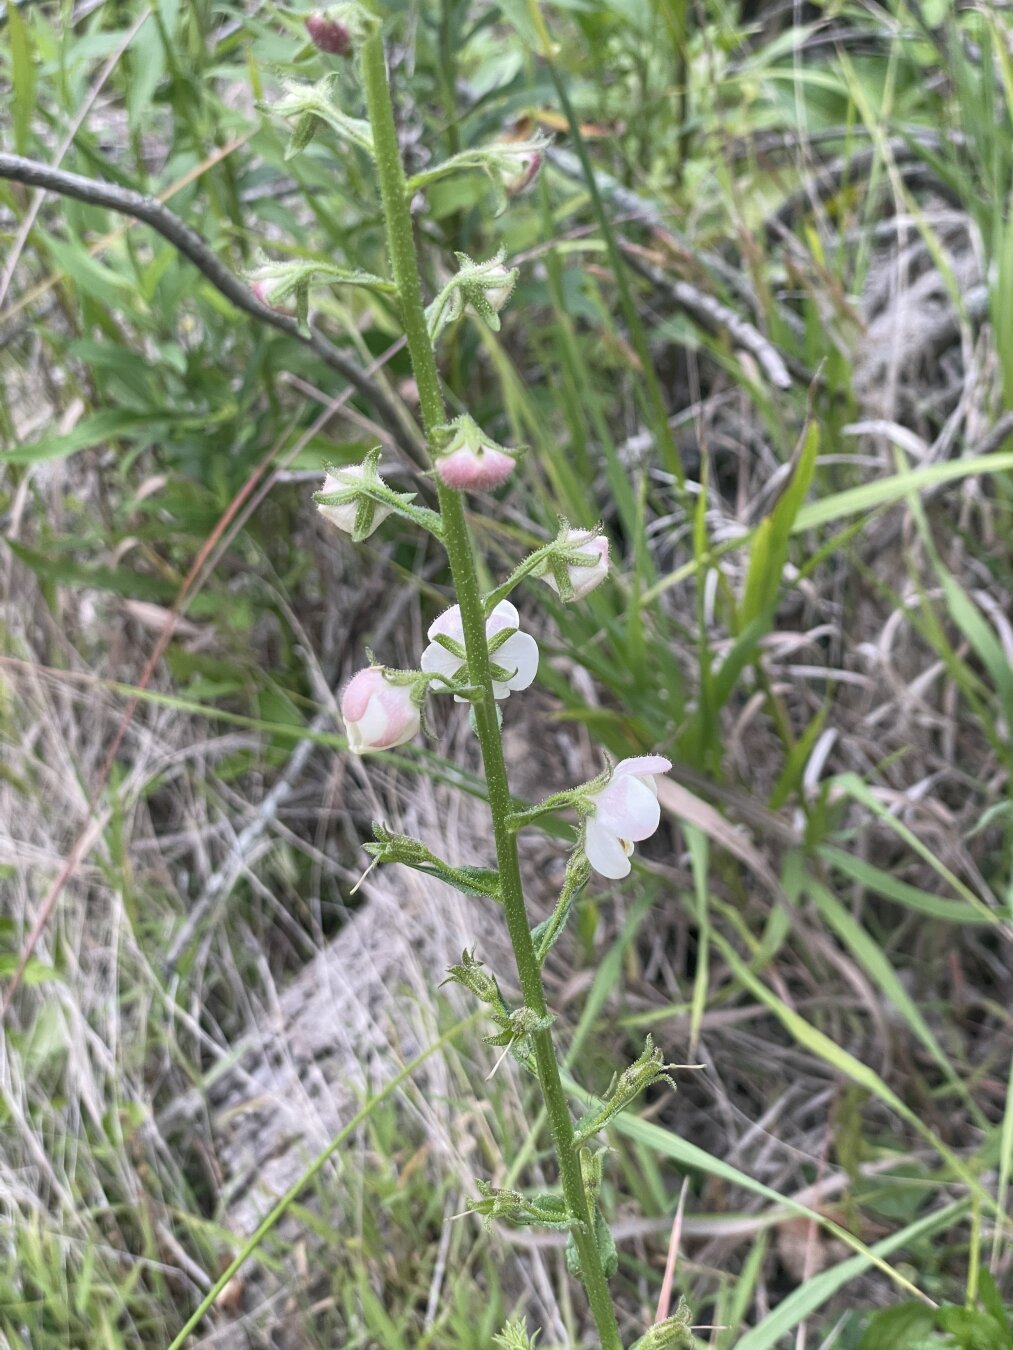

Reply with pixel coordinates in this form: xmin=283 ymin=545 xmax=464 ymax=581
xmin=360 ymin=30 xmax=624 ymax=1349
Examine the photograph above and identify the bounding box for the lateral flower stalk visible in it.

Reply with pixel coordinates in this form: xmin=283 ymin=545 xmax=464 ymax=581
xmin=404 ymin=133 xmax=550 ymax=213
xmin=272 ymin=74 xmax=374 ymax=159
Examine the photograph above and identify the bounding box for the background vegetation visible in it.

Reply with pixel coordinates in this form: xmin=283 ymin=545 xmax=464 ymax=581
xmin=1 ymin=0 xmax=1011 ymax=1345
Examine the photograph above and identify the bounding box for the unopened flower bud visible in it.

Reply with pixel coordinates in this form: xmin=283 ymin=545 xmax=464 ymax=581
xmin=315 ymin=461 xmax=393 ymax=538
xmin=341 ymin=666 xmax=421 ymax=753
xmin=541 ymin=528 xmax=609 ymax=602
xmin=305 ymin=10 xmax=351 ymax=54
xmin=432 ymin=415 xmax=519 ymax=493
xmin=481 ymin=262 xmax=516 ymax=315
xmin=437 ymin=445 xmax=515 ymax=490
xmin=507 ymin=148 xmax=543 ymax=196
xmin=251 ymin=278 xmax=296 ymax=315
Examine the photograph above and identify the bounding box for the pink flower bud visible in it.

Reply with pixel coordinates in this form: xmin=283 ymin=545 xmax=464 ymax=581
xmin=436 ymin=444 xmax=516 ymax=491
xmin=305 ymin=11 xmax=351 ymax=55
xmin=251 ymin=279 xmax=295 ymax=316
xmin=341 ymin=666 xmax=420 ymax=753
xmin=507 ymin=149 xmax=543 ymax=196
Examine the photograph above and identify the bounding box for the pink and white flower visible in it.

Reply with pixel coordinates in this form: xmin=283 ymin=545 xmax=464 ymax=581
xmin=436 ymin=443 xmax=516 ymax=491
xmin=420 ymin=600 xmax=538 ymax=701
xmin=341 ymin=666 xmax=420 ymax=754
xmin=541 ymin=528 xmax=609 ymax=602
xmin=584 ymin=756 xmax=671 ymax=879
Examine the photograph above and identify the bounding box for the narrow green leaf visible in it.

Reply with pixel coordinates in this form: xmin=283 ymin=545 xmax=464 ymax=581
xmin=8 ymin=1 xmax=36 ymax=155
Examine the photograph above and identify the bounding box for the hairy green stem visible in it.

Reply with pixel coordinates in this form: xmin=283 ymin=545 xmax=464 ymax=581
xmin=360 ymin=29 xmax=624 ymax=1349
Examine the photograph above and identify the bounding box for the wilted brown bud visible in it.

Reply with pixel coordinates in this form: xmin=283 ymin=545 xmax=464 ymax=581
xmin=305 ymin=11 xmax=351 ymax=55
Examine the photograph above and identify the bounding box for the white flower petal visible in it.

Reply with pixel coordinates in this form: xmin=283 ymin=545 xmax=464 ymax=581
xmin=585 ymin=819 xmax=633 ymax=879
xmin=495 ymin=630 xmax=539 ymax=692
xmin=594 ymin=774 xmax=661 ymax=842
xmin=486 ymin=599 xmax=519 ymax=636
xmin=421 ymin=641 xmax=464 ymax=682
xmin=428 ymin=605 xmax=464 ymax=642
xmin=612 ymin=755 xmax=672 ymax=781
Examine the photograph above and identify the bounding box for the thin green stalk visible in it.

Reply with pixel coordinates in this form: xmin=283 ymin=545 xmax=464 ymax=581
xmin=360 ymin=29 xmax=624 ymax=1349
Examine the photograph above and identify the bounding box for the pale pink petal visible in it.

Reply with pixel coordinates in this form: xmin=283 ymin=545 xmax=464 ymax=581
xmin=341 ymin=668 xmax=419 ymax=754
xmin=428 ymin=605 xmax=465 ymax=642
xmin=611 ymin=755 xmax=672 ymax=781
xmin=486 ymin=600 xmax=519 ymax=636
xmin=437 ymin=446 xmax=515 ymax=490
xmin=341 ymin=667 xmax=379 ymax=723
xmin=585 ymin=819 xmax=633 ymax=879
xmin=594 ymin=773 xmax=661 ymax=842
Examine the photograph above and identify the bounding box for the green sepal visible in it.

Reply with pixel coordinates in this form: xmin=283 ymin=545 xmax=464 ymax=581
xmin=565 ymin=1207 xmax=617 ymax=1280
xmin=468 ymin=1180 xmax=576 ymax=1232
xmin=573 ymin=1034 xmax=677 ymax=1145
xmin=287 ymin=112 xmax=318 ymax=158
xmin=443 ymin=950 xmax=510 ymax=1015
xmin=629 ymin=1298 xmax=697 ymax=1349
xmin=493 ymin=1319 xmax=541 ymax=1349
xmin=270 ymin=75 xmax=374 ymax=158
xmin=365 ymin=824 xmax=501 ymax=900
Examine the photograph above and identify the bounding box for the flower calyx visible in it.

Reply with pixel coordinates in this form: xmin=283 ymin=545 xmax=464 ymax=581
xmin=467 ymin=1180 xmax=575 ymax=1232
xmin=573 ymin=1035 xmax=677 ymax=1146
xmin=443 ymin=954 xmax=549 ymax=1068
xmin=315 ymin=449 xmax=442 ymax=541
xmin=271 ymin=74 xmax=374 ymax=160
xmin=432 ymin=416 xmax=519 ymax=492
xmin=304 ymin=2 xmax=378 ymax=55
xmin=426 ymin=249 xmax=518 ymax=344
xmin=534 ymin=522 xmax=610 ymax=603
xmin=249 ymin=257 xmax=393 ymax=328
xmin=629 ymin=1299 xmax=697 ymax=1349
xmin=493 ymin=1319 xmax=541 ymax=1350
